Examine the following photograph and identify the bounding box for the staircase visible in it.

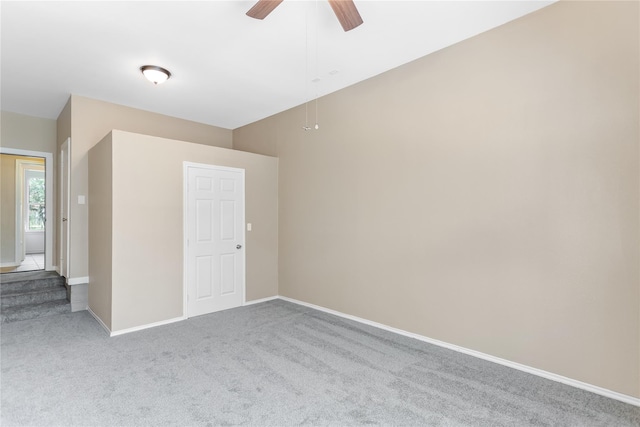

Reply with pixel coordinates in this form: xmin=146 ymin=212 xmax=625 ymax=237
xmin=1 ymin=271 xmax=70 ymax=324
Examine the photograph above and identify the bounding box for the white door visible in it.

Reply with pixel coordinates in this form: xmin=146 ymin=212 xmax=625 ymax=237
xmin=59 ymin=138 xmax=70 ymax=278
xmin=185 ymin=163 xmax=245 ymax=317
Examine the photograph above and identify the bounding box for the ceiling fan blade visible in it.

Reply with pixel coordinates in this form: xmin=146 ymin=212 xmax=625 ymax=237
xmin=246 ymin=0 xmax=284 ymax=20
xmin=327 ymin=0 xmax=363 ymax=32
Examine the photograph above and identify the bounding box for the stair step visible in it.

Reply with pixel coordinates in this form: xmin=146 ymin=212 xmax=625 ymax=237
xmin=1 ymin=276 xmax=66 ymax=295
xmin=0 ymin=271 xmax=71 ymax=324
xmin=1 ymin=299 xmax=70 ymax=324
xmin=0 ymin=270 xmax=61 ymax=284
xmin=1 ymin=286 xmax=67 ymax=309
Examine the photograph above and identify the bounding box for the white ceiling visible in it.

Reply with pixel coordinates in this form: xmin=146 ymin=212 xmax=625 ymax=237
xmin=1 ymin=1 xmax=554 ymax=130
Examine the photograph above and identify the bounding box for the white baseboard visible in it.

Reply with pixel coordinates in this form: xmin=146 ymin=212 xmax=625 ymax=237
xmin=88 ymin=295 xmax=279 ymax=338
xmin=110 ymin=316 xmax=186 ymax=337
xmin=87 ymin=307 xmax=111 ymax=336
xmin=0 ymin=262 xmax=19 ymax=268
xmin=0 ymin=262 xmax=56 ymax=271
xmin=278 ymin=296 xmax=640 ymax=408
xmin=244 ymin=296 xmax=279 ymax=306
xmin=68 ymin=276 xmax=89 ymax=285
xmin=88 ymin=306 xmax=185 ymax=337
xmin=83 ymin=293 xmax=640 ymax=407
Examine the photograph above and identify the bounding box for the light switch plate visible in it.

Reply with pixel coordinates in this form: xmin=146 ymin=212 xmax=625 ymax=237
xmin=78 ymin=195 xmax=86 ymax=205
xmin=247 ymin=223 xmax=252 ymax=231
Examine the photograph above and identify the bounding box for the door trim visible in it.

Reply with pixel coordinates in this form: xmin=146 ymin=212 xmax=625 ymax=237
xmin=17 ymin=162 xmax=45 ymax=259
xmin=0 ymin=147 xmax=54 ymax=271
xmin=59 ymin=138 xmax=70 ymax=278
xmin=183 ymin=161 xmax=246 ymax=319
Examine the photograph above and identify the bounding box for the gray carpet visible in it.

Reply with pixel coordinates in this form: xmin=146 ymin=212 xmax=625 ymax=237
xmin=1 ymin=299 xmax=639 ymax=426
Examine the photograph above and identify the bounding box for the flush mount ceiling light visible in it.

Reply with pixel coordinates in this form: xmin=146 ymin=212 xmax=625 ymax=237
xmin=140 ymin=65 xmax=171 ymax=85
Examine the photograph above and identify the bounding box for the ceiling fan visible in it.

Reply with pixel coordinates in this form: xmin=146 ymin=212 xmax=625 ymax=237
xmin=246 ymin=0 xmax=364 ymax=32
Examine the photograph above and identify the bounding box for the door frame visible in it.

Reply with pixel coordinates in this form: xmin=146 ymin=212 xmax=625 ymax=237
xmin=18 ymin=163 xmax=45 ymax=259
xmin=0 ymin=147 xmax=54 ymax=270
xmin=59 ymin=138 xmax=70 ymax=278
xmin=183 ymin=161 xmax=246 ymax=319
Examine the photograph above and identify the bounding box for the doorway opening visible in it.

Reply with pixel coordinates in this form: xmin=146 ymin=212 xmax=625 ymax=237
xmin=0 ymin=149 xmax=54 ymax=274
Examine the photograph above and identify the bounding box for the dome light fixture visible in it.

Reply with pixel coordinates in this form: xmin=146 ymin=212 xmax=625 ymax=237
xmin=140 ymin=65 xmax=171 ymax=85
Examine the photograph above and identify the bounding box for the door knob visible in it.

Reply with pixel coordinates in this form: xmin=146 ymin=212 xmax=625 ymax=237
xmin=236 ymin=244 xmax=242 ymax=249
xmin=62 ymin=218 xmax=68 ymax=222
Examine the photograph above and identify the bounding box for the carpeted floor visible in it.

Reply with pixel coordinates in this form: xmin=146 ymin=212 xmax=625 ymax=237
xmin=1 ymin=299 xmax=639 ymax=426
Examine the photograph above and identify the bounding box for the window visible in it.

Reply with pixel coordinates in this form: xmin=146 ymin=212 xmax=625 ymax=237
xmin=26 ymin=176 xmax=45 ymax=231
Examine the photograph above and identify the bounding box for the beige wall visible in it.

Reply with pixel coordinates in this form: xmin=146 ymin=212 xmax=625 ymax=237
xmin=56 ymin=100 xmax=71 ymax=150
xmin=88 ymin=133 xmax=113 ymax=328
xmin=0 ymin=155 xmax=18 ymax=264
xmin=56 ymin=99 xmax=72 ymax=270
xmin=233 ymin=1 xmax=640 ymax=397
xmin=1 ymin=111 xmax=57 ymax=266
xmin=90 ymin=130 xmax=277 ymax=332
xmin=1 ymin=111 xmax=58 ymax=153
xmin=66 ymin=95 xmax=233 ymax=280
